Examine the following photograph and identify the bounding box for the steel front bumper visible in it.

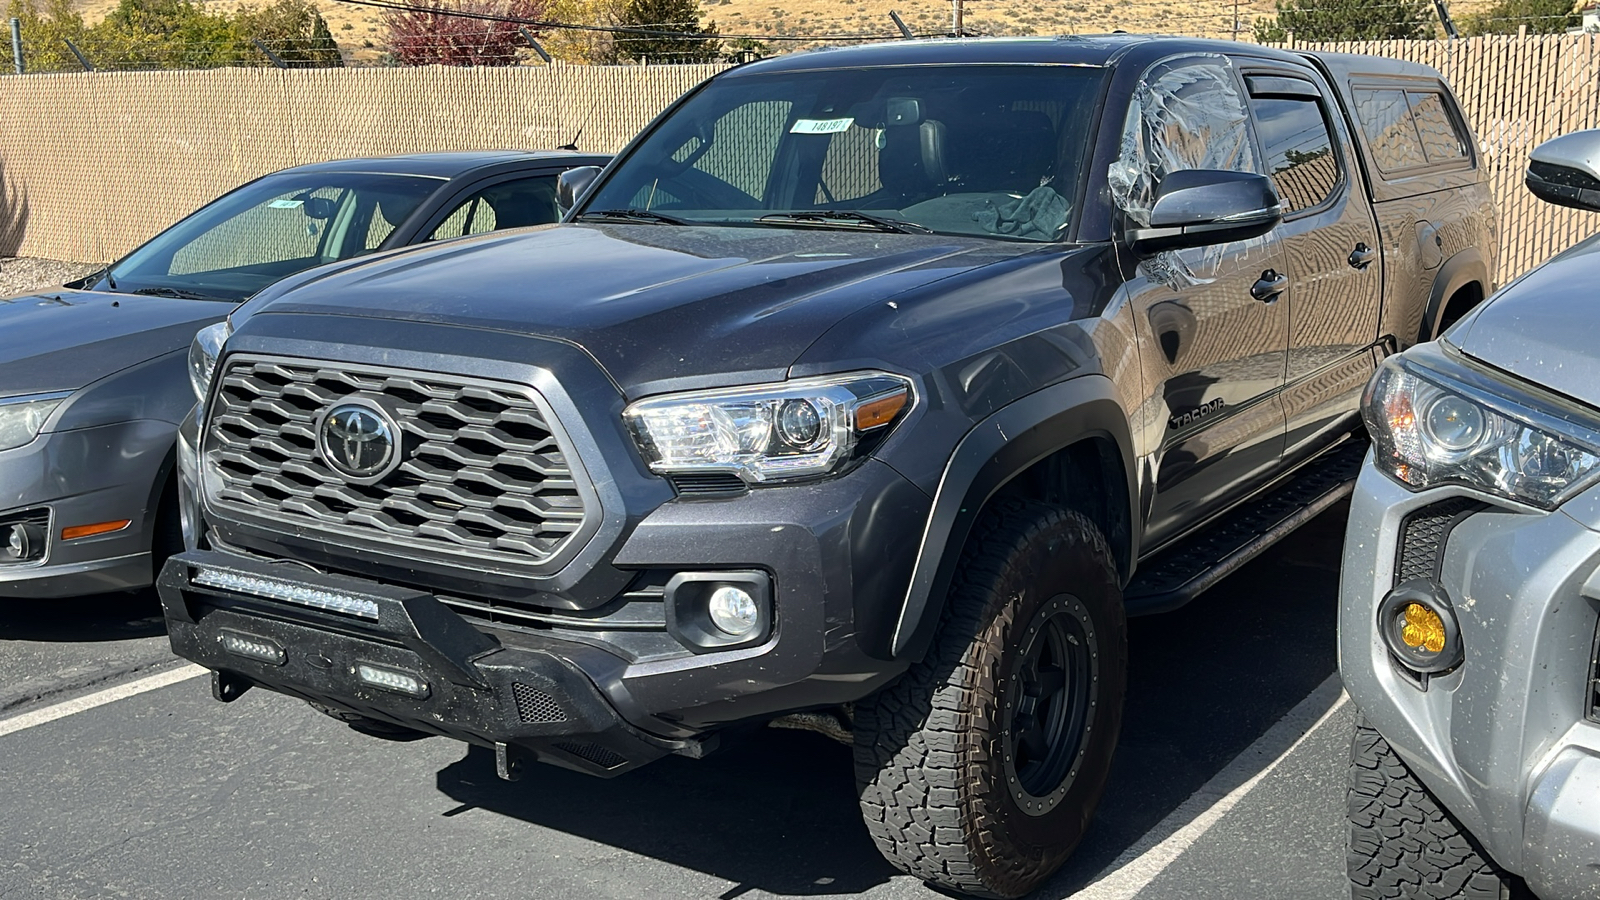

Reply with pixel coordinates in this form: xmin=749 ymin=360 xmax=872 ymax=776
xmin=158 ymin=550 xmax=711 ymax=777
xmin=0 ymin=419 xmax=177 ymax=598
xmin=1339 ymin=457 xmax=1600 ymax=899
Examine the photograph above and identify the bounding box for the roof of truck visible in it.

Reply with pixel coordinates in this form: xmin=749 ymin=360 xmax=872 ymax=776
xmin=731 ymin=36 xmax=1440 ymax=82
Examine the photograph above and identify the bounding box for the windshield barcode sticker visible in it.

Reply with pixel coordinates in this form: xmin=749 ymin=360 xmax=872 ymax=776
xmin=790 ymin=117 xmax=854 ymax=135
xmin=267 ymin=199 xmax=304 ymax=209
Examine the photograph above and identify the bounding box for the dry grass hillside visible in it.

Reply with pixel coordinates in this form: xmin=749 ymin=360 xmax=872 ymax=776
xmin=71 ymin=0 xmax=1499 ymax=63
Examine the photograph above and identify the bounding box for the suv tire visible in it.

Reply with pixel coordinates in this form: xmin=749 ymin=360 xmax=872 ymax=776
xmin=1347 ymin=714 xmax=1524 ymax=900
xmin=853 ymin=499 xmax=1127 ymax=898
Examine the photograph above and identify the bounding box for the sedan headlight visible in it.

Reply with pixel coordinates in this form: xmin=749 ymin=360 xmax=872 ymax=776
xmin=188 ymin=320 xmax=232 ymax=419
xmin=1364 ymin=346 xmax=1600 ymax=508
xmin=0 ymin=393 xmax=69 ymax=452
xmin=624 ymin=372 xmax=913 ymax=484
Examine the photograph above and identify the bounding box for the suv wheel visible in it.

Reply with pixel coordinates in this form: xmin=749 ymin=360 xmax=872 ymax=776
xmin=853 ymin=499 xmax=1127 ymax=898
xmin=1348 ymin=714 xmax=1525 ymax=900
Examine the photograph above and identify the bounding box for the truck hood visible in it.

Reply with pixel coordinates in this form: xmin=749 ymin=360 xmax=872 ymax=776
xmin=250 ymin=223 xmax=1040 ymax=393
xmin=1448 ymin=233 xmax=1600 ymax=410
xmin=0 ymin=288 xmax=229 ymax=397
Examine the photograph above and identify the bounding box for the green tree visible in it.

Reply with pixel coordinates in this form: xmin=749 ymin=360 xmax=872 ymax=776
xmin=5 ymin=0 xmax=92 ymax=73
xmin=615 ymin=0 xmax=720 ymax=63
xmin=1460 ymin=0 xmax=1578 ymax=34
xmin=236 ymin=0 xmax=344 ymax=67
xmin=1253 ymin=0 xmax=1435 ymax=41
xmin=91 ymin=0 xmax=252 ymax=69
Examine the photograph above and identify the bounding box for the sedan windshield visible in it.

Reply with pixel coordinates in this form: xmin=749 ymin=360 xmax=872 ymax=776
xmin=582 ymin=64 xmax=1105 ymax=242
xmin=96 ymin=171 xmax=442 ymax=302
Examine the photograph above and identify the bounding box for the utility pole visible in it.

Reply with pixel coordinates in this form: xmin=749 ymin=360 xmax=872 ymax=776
xmin=1232 ymin=0 xmax=1241 ymax=39
xmin=10 ymin=18 xmax=23 ymax=75
xmin=953 ymin=0 xmax=964 ymax=36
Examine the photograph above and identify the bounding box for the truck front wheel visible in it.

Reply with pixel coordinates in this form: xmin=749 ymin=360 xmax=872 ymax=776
xmin=853 ymin=499 xmax=1127 ymax=898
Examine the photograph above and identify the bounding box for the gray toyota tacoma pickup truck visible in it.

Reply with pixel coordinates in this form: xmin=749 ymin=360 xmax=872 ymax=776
xmin=157 ymin=36 xmax=1495 ymax=897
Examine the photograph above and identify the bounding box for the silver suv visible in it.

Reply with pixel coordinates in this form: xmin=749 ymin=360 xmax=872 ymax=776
xmin=1339 ymin=130 xmax=1600 ymax=900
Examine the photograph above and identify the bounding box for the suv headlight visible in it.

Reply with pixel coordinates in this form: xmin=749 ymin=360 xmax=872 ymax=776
xmin=1364 ymin=345 xmax=1600 ymax=508
xmin=624 ymin=372 xmax=913 ymax=484
xmin=0 ymin=392 xmax=69 ymax=452
xmin=188 ymin=320 xmax=232 ymax=419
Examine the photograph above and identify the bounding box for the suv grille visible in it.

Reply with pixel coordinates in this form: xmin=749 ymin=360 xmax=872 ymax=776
xmin=1394 ymin=498 xmax=1485 ymax=585
xmin=203 ymin=356 xmax=590 ymax=570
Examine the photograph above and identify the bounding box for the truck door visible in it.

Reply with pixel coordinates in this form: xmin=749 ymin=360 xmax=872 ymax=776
xmin=1112 ymin=55 xmax=1290 ymax=552
xmin=1243 ymin=70 xmax=1383 ymax=461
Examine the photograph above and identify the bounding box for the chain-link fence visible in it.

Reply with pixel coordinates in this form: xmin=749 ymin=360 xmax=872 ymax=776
xmin=1 ymin=32 xmax=1598 ymax=278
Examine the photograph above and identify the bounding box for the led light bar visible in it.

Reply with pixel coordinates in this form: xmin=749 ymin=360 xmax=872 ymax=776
xmin=356 ymin=663 xmax=430 ymax=698
xmin=218 ymin=629 xmax=286 ymax=665
xmin=193 ymin=568 xmax=380 ymax=620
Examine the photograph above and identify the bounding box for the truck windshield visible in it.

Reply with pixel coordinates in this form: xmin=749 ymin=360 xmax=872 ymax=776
xmin=582 ymin=64 xmax=1105 ymax=242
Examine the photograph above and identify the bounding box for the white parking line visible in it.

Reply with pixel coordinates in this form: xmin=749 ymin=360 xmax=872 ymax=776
xmin=1073 ymin=673 xmax=1350 ymax=900
xmin=0 ymin=664 xmax=207 ymax=739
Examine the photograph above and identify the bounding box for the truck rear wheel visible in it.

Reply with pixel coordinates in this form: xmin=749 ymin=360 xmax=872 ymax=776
xmin=853 ymin=500 xmax=1126 ymax=898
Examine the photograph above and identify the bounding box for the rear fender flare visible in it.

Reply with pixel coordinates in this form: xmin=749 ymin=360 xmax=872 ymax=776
xmin=1419 ymin=248 xmax=1489 ymax=343
xmin=889 ymin=375 xmax=1136 ymax=660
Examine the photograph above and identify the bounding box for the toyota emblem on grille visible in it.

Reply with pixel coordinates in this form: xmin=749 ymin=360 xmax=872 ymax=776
xmin=317 ymin=402 xmax=401 ymax=482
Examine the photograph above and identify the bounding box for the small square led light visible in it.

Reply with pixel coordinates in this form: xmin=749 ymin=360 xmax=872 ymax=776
xmin=355 ymin=663 xmax=430 ymax=698
xmin=218 ymin=629 xmax=285 ymax=665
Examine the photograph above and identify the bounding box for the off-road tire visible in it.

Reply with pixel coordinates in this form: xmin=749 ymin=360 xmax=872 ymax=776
xmin=151 ymin=479 xmax=185 ymax=580
xmin=306 ymin=701 xmax=429 ymax=741
xmin=853 ymin=499 xmax=1127 ymax=898
xmin=1347 ymin=713 xmax=1524 ymax=899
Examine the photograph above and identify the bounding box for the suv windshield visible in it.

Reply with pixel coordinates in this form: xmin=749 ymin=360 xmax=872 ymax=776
xmin=582 ymin=64 xmax=1105 ymax=242
xmin=97 ymin=171 xmax=441 ymax=302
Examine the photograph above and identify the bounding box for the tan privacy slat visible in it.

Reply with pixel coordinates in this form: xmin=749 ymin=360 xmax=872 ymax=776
xmin=0 ymin=42 xmax=1594 ymax=279
xmin=0 ymin=62 xmax=724 ymax=261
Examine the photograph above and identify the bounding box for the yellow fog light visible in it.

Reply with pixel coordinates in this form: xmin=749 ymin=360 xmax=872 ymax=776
xmin=1379 ymin=581 xmax=1463 ymax=677
xmin=1400 ymin=604 xmax=1447 ymax=654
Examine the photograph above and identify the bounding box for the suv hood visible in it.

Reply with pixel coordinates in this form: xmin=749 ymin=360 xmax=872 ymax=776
xmin=1448 ymin=234 xmax=1600 ymax=410
xmin=0 ymin=288 xmax=229 ymax=397
xmin=251 ymin=223 xmax=1042 ymax=393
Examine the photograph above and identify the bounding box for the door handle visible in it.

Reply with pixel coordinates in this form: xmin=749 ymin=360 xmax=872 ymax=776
xmin=1348 ymin=243 xmax=1377 ymax=270
xmin=1251 ymin=269 xmax=1288 ymax=302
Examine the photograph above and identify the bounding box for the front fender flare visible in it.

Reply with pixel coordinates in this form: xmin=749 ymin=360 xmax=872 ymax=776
xmin=1418 ymin=248 xmax=1489 ymax=343
xmin=889 ymin=374 xmax=1136 ymax=660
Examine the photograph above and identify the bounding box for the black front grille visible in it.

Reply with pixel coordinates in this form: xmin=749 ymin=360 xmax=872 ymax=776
xmin=512 ymin=683 xmax=569 ymax=724
xmin=668 ymin=473 xmax=748 ymax=498
xmin=556 ymin=741 xmax=628 ymax=770
xmin=203 ymin=356 xmax=591 ymax=570
xmin=1394 ymin=498 xmax=1485 ymax=585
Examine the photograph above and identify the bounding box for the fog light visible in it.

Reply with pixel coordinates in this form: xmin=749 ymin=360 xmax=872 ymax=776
xmin=708 ymin=586 xmax=760 ymax=636
xmin=1379 ymin=580 xmax=1463 ymax=675
xmin=1 ymin=520 xmax=45 ymax=564
xmin=218 ymin=629 xmax=285 ymax=665
xmin=356 ymin=663 xmax=429 ymax=698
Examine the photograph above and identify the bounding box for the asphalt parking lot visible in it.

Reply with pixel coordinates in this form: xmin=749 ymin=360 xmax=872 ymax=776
xmin=0 ymin=505 xmax=1355 ymax=900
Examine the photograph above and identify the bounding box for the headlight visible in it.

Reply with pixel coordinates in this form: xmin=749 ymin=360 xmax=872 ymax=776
xmin=0 ymin=393 xmax=69 ymax=452
xmin=188 ymin=320 xmax=232 ymax=419
xmin=1363 ymin=346 xmax=1600 ymax=508
xmin=624 ymin=372 xmax=913 ymax=484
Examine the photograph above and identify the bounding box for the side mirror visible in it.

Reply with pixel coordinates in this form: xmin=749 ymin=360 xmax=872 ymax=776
xmin=557 ymin=166 xmax=603 ymax=215
xmin=1527 ymin=130 xmax=1600 ymax=211
xmin=1127 ymin=169 xmax=1282 ymax=255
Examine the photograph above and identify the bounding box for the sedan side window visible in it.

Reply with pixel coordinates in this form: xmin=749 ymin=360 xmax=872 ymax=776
xmin=429 ymin=175 xmax=561 ymax=241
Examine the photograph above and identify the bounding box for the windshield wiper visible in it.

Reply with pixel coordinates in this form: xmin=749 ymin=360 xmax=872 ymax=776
xmin=128 ymin=286 xmax=228 ymax=301
xmin=577 ymin=208 xmax=688 ymax=226
xmin=756 ymin=210 xmax=933 ymax=234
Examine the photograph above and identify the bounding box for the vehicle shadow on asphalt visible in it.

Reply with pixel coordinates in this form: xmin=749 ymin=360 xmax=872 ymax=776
xmin=434 ymin=504 xmax=1350 ymax=898
xmin=0 ymin=589 xmax=166 ymax=642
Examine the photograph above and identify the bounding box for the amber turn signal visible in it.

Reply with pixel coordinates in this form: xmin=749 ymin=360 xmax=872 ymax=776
xmin=61 ymin=520 xmax=132 ymax=540
xmin=855 ymin=389 xmax=909 ymax=431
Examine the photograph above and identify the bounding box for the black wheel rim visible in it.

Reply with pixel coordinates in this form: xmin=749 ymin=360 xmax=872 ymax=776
xmin=1001 ymin=594 xmax=1098 ymax=816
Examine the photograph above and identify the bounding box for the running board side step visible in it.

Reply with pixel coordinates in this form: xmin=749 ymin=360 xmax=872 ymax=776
xmin=1123 ymin=439 xmax=1367 ymax=616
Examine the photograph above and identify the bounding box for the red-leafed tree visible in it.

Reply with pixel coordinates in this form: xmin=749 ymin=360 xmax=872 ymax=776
xmin=383 ymin=0 xmax=549 ymax=66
